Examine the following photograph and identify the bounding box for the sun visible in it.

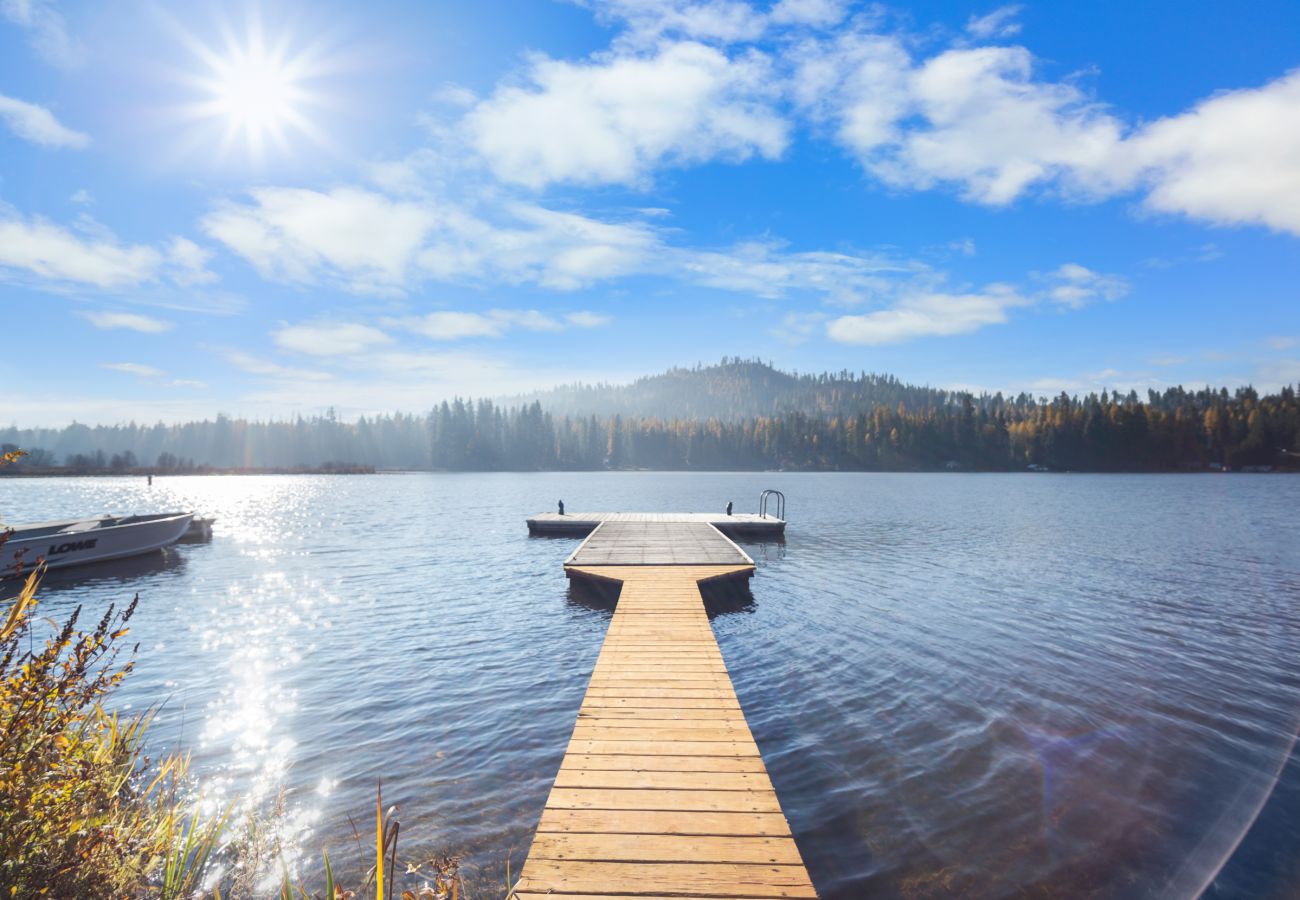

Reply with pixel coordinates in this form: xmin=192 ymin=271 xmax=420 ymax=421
xmin=178 ymin=14 xmax=327 ymax=163
xmin=211 ymin=49 xmax=299 ymax=141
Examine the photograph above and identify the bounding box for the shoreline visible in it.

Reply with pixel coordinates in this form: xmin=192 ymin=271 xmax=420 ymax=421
xmin=1 ymin=465 xmax=1293 ymax=477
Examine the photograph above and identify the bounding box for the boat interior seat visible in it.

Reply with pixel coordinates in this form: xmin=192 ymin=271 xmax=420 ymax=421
xmin=59 ymin=519 xmax=103 ymax=533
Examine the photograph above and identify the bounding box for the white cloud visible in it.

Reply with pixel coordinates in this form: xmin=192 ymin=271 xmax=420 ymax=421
xmin=671 ymin=239 xmax=913 ymax=303
xmin=397 ymin=308 xmax=611 ymax=341
xmin=577 ymin=0 xmax=767 ymax=45
xmin=432 ymin=83 xmax=478 ymax=107
xmin=769 ymin=0 xmax=847 ymax=28
xmin=69 ymin=188 xmax=92 ymax=204
xmin=202 ymin=187 xmax=438 ymax=294
xmin=167 ymin=237 xmax=217 ymax=286
xmin=789 ymin=33 xmax=914 ymax=152
xmin=220 ymin=349 xmax=333 ymax=382
xmin=273 ymin=322 xmax=394 ymax=357
xmin=827 ymin=285 xmax=1029 ymax=344
xmin=1042 ymin=263 xmax=1128 ymax=308
xmin=1151 ymin=354 xmax=1189 ymax=367
xmin=0 ymin=209 xmax=218 ymax=294
xmin=1120 ymin=70 xmax=1300 ymax=235
xmin=0 ymin=94 xmax=88 ymax=147
xmin=798 ymin=33 xmax=1110 ymax=204
xmin=0 ymin=212 xmax=162 ymax=287
xmin=0 ymin=0 xmax=79 ymax=68
xmin=818 ymin=260 xmax=1127 ymax=347
xmin=966 ymin=6 xmax=1023 ymax=40
xmin=82 ymin=311 xmax=174 ymax=333
xmin=1266 ymin=336 xmax=1296 ymax=351
xmin=202 ymin=176 xmax=948 ymax=303
xmin=203 ymin=186 xmax=660 ymax=293
xmin=432 ymin=203 xmax=660 ymax=290
xmin=1024 ymin=368 xmax=1163 ymax=397
xmin=1257 ymin=358 xmax=1300 ymax=391
xmin=769 ymin=310 xmax=827 ymax=344
xmin=101 ymin=362 xmax=165 ymax=378
xmin=791 ymin=26 xmax=1300 ymax=235
xmin=465 ymin=40 xmax=787 ymax=188
xmin=877 ymin=46 xmax=1122 ymax=204
xmin=565 ymin=310 xmax=612 ymax=328
xmin=402 ymin=312 xmax=505 ymax=340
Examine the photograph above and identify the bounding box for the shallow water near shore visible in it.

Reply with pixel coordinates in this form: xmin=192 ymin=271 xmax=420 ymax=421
xmin=3 ymin=472 xmax=1298 ymax=898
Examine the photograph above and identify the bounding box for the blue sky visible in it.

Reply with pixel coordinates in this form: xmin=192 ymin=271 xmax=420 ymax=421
xmin=1 ymin=0 xmax=1298 ymax=425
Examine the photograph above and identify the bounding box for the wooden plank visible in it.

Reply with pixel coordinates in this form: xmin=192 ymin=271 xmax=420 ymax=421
xmin=586 ymin=678 xmax=736 ymax=689
xmin=591 ymin=662 xmax=729 ymax=671
xmin=536 ymin=808 xmax=792 ymax=837
xmin=516 ymin=895 xmax=786 ymax=900
xmin=554 ymin=768 xmax=774 ymax=791
xmin=514 ymin=861 xmax=815 ymax=897
xmin=515 ymin=894 xmax=785 ymax=900
xmin=545 ymin=787 xmax=782 ymax=813
xmin=593 ymin=657 xmax=727 ymax=667
xmin=528 ymin=832 xmax=804 ymax=864
xmin=578 ymin=707 xmax=744 ymax=719
xmin=590 ymin=671 xmax=733 ymax=686
xmin=580 ymin=697 xmax=742 ymax=709
xmin=566 ymin=739 xmax=761 ymax=756
xmin=571 ymin=726 xmax=754 ymax=743
xmin=594 ymin=653 xmax=727 ymax=661
xmin=576 ymin=713 xmax=751 ymax=726
xmin=584 ymin=688 xmax=740 ymax=700
xmin=560 ymin=754 xmax=768 ymax=773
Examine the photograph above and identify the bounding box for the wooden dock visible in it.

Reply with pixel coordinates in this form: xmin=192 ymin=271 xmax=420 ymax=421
xmin=513 ymin=518 xmax=815 ymax=898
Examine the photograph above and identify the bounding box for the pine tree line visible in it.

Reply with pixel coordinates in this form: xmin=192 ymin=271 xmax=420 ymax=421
xmin=3 ymin=375 xmax=1298 ymax=473
xmin=428 ymin=385 xmax=1298 ymax=471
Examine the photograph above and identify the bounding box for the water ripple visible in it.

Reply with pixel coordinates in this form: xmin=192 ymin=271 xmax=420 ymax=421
xmin=3 ymin=472 xmax=1298 ymax=897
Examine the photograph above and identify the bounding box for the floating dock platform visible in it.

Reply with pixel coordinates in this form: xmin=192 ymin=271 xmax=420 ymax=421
xmin=566 ymin=521 xmax=754 ymax=567
xmin=515 ymin=514 xmax=815 ymax=898
xmin=528 ymin=511 xmax=785 ymax=539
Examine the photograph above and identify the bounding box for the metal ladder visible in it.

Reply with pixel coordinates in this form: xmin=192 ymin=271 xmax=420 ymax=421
xmin=759 ymin=489 xmax=785 ymax=520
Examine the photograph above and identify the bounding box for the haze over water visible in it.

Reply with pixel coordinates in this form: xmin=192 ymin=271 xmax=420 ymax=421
xmin=3 ymin=472 xmax=1297 ymax=898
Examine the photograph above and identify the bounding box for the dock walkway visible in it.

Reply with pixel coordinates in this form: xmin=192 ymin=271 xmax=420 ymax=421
xmin=514 ymin=519 xmax=815 ymax=898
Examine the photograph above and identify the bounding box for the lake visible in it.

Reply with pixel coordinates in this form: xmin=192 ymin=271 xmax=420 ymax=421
xmin=2 ymin=472 xmax=1297 ymax=898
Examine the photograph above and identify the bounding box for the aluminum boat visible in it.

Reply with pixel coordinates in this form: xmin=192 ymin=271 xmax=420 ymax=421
xmin=1 ymin=512 xmax=194 ymax=577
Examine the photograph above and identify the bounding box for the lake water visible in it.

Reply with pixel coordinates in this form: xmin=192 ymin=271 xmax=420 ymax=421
xmin=2 ymin=473 xmax=1298 ymax=898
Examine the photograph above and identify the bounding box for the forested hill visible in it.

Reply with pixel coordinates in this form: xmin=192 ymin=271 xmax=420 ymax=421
xmin=503 ymin=358 xmax=958 ymax=420
xmin=2 ymin=359 xmax=1298 ymax=473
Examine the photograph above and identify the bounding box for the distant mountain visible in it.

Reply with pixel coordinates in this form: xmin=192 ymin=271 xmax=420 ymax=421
xmin=503 ymin=357 xmax=964 ymax=420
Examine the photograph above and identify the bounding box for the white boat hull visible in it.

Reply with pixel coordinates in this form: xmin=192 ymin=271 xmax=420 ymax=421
xmin=2 ymin=513 xmax=194 ymax=577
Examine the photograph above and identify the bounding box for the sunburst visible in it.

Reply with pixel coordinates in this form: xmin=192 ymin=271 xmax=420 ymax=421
xmin=176 ymin=12 xmax=330 ymax=163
